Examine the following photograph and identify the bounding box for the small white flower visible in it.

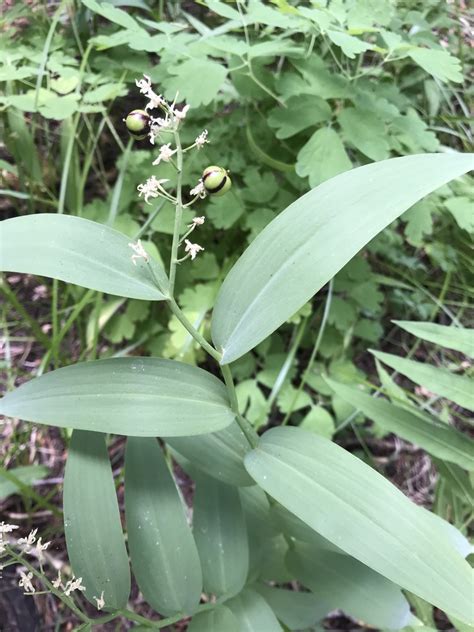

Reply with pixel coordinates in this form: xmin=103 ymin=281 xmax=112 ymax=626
xmin=35 ymin=537 xmax=50 ymax=561
xmin=0 ymin=522 xmax=19 ymax=534
xmin=172 ymin=104 xmax=190 ymax=121
xmin=184 ymin=239 xmax=204 ymax=260
xmin=188 ymin=216 xmax=205 ymax=228
xmin=64 ymin=576 xmax=86 ymax=597
xmin=152 ymin=143 xmax=177 ymax=165
xmin=18 ymin=528 xmax=37 ymax=547
xmin=135 ymin=74 xmax=164 ymax=111
xmin=94 ymin=591 xmax=105 ymax=611
xmin=137 ymin=175 xmax=170 ymax=204
xmin=0 ymin=540 xmax=6 ymax=555
xmin=195 ymin=129 xmax=209 ymax=149
xmin=190 ymin=180 xmax=206 ymax=199
xmin=128 ymin=240 xmax=150 ymax=266
xmin=19 ymin=571 xmax=35 ymax=594
xmin=52 ymin=570 xmax=62 ymax=589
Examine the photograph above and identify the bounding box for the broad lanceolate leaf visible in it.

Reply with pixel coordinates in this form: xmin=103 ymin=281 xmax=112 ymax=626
xmin=125 ymin=438 xmax=202 ymax=616
xmin=0 ymin=214 xmax=168 ymax=300
xmin=212 ymin=154 xmax=474 ymax=364
xmin=166 ymin=422 xmax=253 ymax=485
xmin=187 ymin=606 xmax=239 ymax=632
xmin=254 ymin=585 xmax=328 ymax=631
xmin=394 ymin=321 xmax=474 ymax=358
xmin=287 ymin=543 xmax=411 ymax=629
xmin=0 ymin=357 xmax=234 ymax=437
xmin=226 ymin=588 xmax=283 ymax=632
xmin=372 ymin=350 xmax=474 ymax=412
xmin=193 ymin=475 xmax=248 ymax=597
xmin=328 ymin=380 xmax=474 ymax=470
xmin=244 ymin=427 xmax=473 ymax=623
xmin=63 ymin=431 xmax=130 ymax=609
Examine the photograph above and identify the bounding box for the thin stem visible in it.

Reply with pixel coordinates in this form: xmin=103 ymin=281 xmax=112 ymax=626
xmin=168 ymin=298 xmax=221 ymax=362
xmin=221 ymin=364 xmax=258 ymax=448
xmin=168 ymin=130 xmax=184 ymax=295
xmin=282 ymin=280 xmax=333 ymax=426
xmin=6 ymin=547 xmax=90 ymax=624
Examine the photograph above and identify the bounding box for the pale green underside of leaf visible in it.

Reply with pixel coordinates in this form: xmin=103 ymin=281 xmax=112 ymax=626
xmin=212 ymin=154 xmax=474 ymax=364
xmin=0 ymin=214 xmax=168 ymax=300
xmin=244 ymin=426 xmax=473 ymax=623
xmin=394 ymin=321 xmax=474 ymax=358
xmin=328 ymin=380 xmax=474 ymax=470
xmin=226 ymin=588 xmax=283 ymax=632
xmin=166 ymin=422 xmax=254 ymax=486
xmin=287 ymin=543 xmax=411 ymax=629
xmin=193 ymin=474 xmax=248 ymax=597
xmin=0 ymin=357 xmax=234 ymax=437
xmin=186 ymin=606 xmax=239 ymax=632
xmin=372 ymin=350 xmax=474 ymax=412
xmin=254 ymin=584 xmax=328 ymax=630
xmin=125 ymin=437 xmax=202 ymax=616
xmin=63 ymin=431 xmax=130 ymax=609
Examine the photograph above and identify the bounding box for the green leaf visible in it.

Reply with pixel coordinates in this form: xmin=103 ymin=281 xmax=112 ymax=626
xmin=166 ymin=422 xmax=254 ymax=486
xmin=187 ymin=606 xmax=239 ymax=632
xmin=327 ymin=30 xmax=374 ymax=58
xmin=0 ymin=465 xmax=48 ymax=501
xmin=394 ymin=321 xmax=474 ymax=358
xmin=445 ymin=197 xmax=474 ymax=232
xmin=296 ymin=127 xmax=351 ymax=187
xmin=226 ymin=588 xmax=283 ymax=631
xmin=372 ymin=350 xmax=474 ymax=412
xmin=82 ymin=0 xmax=140 ymax=29
xmin=0 ymin=357 xmax=234 ymax=437
xmin=254 ymin=584 xmax=328 ymax=630
xmin=268 ymin=95 xmax=331 ymax=139
xmin=338 ymin=107 xmax=390 ymax=161
xmin=327 ymin=380 xmax=474 ymax=470
xmin=300 ymin=405 xmax=335 ymax=439
xmin=0 ymin=215 xmax=168 ymax=300
xmin=403 ymin=201 xmax=434 ymax=246
xmin=63 ymin=431 xmax=130 ymax=609
xmin=287 ymin=543 xmax=411 ymax=629
xmin=166 ymin=58 xmax=227 ymax=106
xmin=243 ymin=426 xmax=473 ymax=622
xmin=125 ymin=437 xmax=202 ymax=615
xmin=409 ymin=47 xmax=463 ymax=83
xmin=193 ymin=475 xmax=248 ymax=597
xmin=212 ymin=154 xmax=474 ymax=364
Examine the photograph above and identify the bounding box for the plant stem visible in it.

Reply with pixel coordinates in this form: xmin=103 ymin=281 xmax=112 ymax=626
xmin=221 ymin=364 xmax=258 ymax=448
xmin=168 ymin=130 xmax=184 ymax=295
xmin=167 ymin=298 xmax=221 ymax=361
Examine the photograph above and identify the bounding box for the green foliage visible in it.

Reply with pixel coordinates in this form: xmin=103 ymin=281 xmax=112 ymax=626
xmin=1 ymin=0 xmax=473 ymax=629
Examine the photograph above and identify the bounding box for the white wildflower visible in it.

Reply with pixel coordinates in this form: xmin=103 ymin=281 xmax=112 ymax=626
xmin=195 ymin=129 xmax=209 ymax=149
xmin=190 ymin=180 xmax=206 ymax=199
xmin=0 ymin=541 xmax=6 ymax=555
xmin=188 ymin=216 xmax=205 ymax=228
xmin=184 ymin=239 xmax=204 ymax=260
xmin=135 ymin=74 xmax=164 ymax=111
xmin=149 ymin=116 xmax=171 ymax=144
xmin=35 ymin=537 xmax=50 ymax=562
xmin=0 ymin=522 xmax=19 ymax=534
xmin=64 ymin=576 xmax=86 ymax=597
xmin=128 ymin=240 xmax=150 ymax=266
xmin=52 ymin=570 xmax=62 ymax=589
xmin=94 ymin=591 xmax=105 ymax=611
xmin=152 ymin=143 xmax=177 ymax=165
xmin=172 ymin=104 xmax=190 ymax=122
xmin=19 ymin=571 xmax=35 ymax=594
xmin=18 ymin=528 xmax=37 ymax=547
xmin=137 ymin=175 xmax=170 ymax=204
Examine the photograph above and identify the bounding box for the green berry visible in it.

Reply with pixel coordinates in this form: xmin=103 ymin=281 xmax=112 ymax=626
xmin=202 ymin=165 xmax=232 ymax=196
xmin=125 ymin=109 xmax=150 ymax=140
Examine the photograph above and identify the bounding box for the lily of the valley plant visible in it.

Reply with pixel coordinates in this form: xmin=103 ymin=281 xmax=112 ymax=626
xmin=0 ymin=76 xmax=473 ymax=630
